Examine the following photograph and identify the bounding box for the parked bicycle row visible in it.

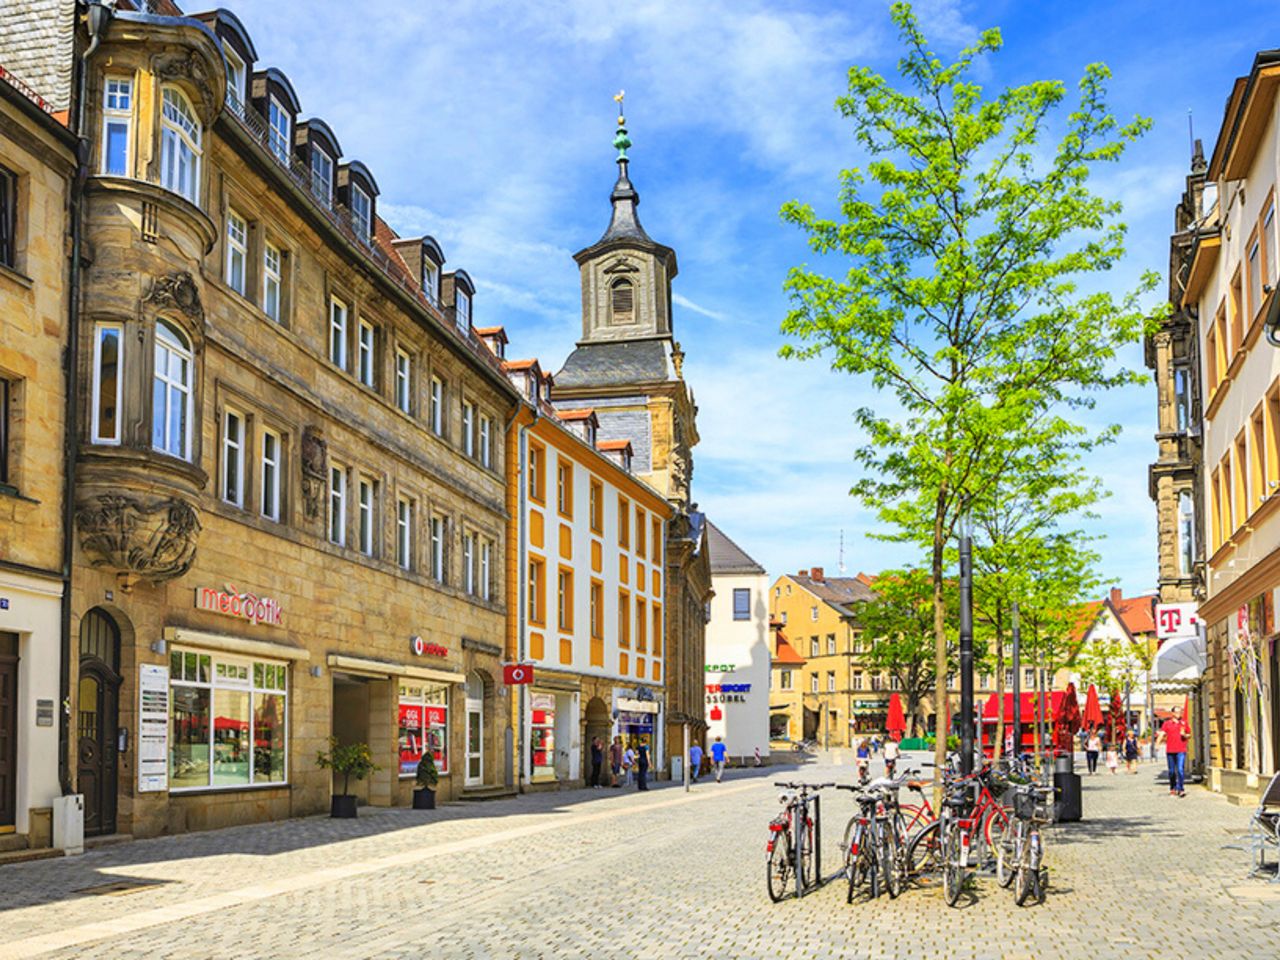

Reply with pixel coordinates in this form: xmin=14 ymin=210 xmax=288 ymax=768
xmin=765 ymin=757 xmax=1055 ymax=907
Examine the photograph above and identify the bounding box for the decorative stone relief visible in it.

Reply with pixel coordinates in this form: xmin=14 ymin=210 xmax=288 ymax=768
xmin=152 ymin=51 xmax=209 ymax=96
xmin=301 ymin=426 xmax=328 ymax=520
xmin=144 ymin=272 xmax=203 ymax=323
xmin=76 ymin=494 xmax=201 ymax=585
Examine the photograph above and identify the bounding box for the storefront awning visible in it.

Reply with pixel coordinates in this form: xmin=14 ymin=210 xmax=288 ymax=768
xmin=617 ymin=697 xmax=660 ymax=714
xmin=164 ymin=626 xmax=311 ymax=661
xmin=326 ymin=654 xmax=465 ymax=684
xmin=1152 ymin=633 xmax=1206 ymax=681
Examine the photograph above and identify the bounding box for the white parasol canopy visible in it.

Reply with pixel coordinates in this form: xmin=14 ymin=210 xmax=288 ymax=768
xmin=1152 ymin=633 xmax=1206 ymax=681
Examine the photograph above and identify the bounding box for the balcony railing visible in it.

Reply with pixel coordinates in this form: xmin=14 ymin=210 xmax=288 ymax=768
xmin=0 ymin=64 xmax=55 ymax=116
xmin=220 ymin=92 xmax=510 ymax=381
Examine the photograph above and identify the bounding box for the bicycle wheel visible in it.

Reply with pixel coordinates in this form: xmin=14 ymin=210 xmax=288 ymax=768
xmin=841 ymin=816 xmax=859 ymax=877
xmin=942 ymin=825 xmax=963 ymax=907
xmin=1030 ymin=829 xmax=1047 ymax=904
xmin=1014 ymin=835 xmax=1034 ymax=906
xmin=766 ymin=830 xmax=792 ymax=903
xmin=993 ymin=818 xmax=1016 ymax=889
xmin=906 ymin=819 xmax=941 ymax=879
xmin=845 ymin=822 xmax=867 ymax=903
xmin=796 ymin=817 xmax=814 ymax=898
xmin=884 ymin=825 xmax=903 ymax=899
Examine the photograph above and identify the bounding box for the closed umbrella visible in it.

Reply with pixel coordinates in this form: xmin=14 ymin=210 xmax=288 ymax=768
xmin=1083 ymin=684 xmax=1104 ymax=731
xmin=1108 ymin=689 xmax=1126 ymax=744
xmin=1053 ymin=682 xmax=1082 ymax=753
xmin=886 ymin=692 xmax=906 ymax=741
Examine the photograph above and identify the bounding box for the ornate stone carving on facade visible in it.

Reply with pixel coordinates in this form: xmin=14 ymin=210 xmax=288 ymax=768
xmin=76 ymin=494 xmax=201 ymax=587
xmin=670 ymin=439 xmax=692 ymax=502
xmin=671 ymin=341 xmax=685 ymax=379
xmin=301 ymin=426 xmax=328 ymax=520
xmin=152 ymin=51 xmax=209 ymax=95
xmin=143 ymin=272 xmax=203 ymax=323
xmin=1153 ymin=330 xmax=1174 ymax=348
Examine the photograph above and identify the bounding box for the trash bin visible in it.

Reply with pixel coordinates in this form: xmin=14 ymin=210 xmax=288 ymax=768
xmin=1053 ymin=754 xmax=1082 ymax=822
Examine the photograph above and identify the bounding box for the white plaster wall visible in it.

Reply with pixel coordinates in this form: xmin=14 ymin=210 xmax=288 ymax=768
xmin=704 ymin=570 xmax=771 ymax=759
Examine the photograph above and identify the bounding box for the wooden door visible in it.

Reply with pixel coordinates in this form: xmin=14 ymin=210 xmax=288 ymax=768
xmin=77 ymin=665 xmax=119 ymax=836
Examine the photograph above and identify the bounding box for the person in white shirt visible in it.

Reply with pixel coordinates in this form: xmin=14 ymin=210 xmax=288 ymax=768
xmin=883 ymin=738 xmax=901 ymax=776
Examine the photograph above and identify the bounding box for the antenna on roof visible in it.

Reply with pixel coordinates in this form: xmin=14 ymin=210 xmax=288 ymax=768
xmin=838 ymin=529 xmax=846 ymax=575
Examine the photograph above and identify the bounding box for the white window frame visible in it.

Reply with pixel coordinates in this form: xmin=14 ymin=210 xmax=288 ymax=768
xmin=461 ymin=401 xmax=475 ymax=457
xmin=90 ymin=322 xmax=123 ymax=445
xmin=159 ymin=87 xmax=201 ymax=204
xmin=396 ymin=496 xmax=413 ymax=570
xmin=153 ymin=320 xmax=193 ymax=460
xmin=328 ymin=464 xmax=347 ymax=546
xmin=430 ymin=376 xmax=444 ymax=435
xmin=780 ymin=670 xmax=793 ymax=691
xmin=810 ymin=673 xmax=818 ymax=693
xmin=422 ymin=261 xmax=439 ymax=303
xmin=267 ymin=94 xmax=291 ymax=164
xmin=1178 ymin=489 xmax=1196 ymax=577
xmin=827 ymin=671 xmax=835 ymax=692
xmin=1265 ymin=201 xmax=1277 ymax=286
xmin=463 ymin=532 xmax=475 ymax=595
xmin=351 ymin=184 xmax=372 ymax=241
xmin=732 ymin=588 xmax=750 ymax=621
xmin=221 ymin=407 xmax=245 ymax=507
xmin=329 ymin=297 xmax=348 ymax=369
xmin=223 ymin=46 xmax=246 ymax=110
xmin=358 ymin=475 xmax=375 ymax=556
xmin=1249 ymin=235 xmax=1263 ymax=318
xmin=395 ymin=348 xmax=412 ymax=413
xmin=827 ymin=635 xmax=836 ymax=655
xmin=225 ymin=210 xmax=247 ymax=295
xmin=358 ymin=319 xmax=376 ymax=387
xmin=455 ymin=290 xmax=471 ymax=329
xmin=479 ymin=416 xmax=492 ymax=468
xmin=262 ymin=242 xmax=282 ymax=321
xmin=810 ymin=605 xmax=818 ymax=621
xmin=101 ymin=75 xmax=132 ymax=176
xmin=310 ymin=147 xmax=333 ymax=206
xmin=260 ymin=427 xmax=281 ymax=522
xmin=430 ymin=515 xmax=445 ymax=582
xmin=480 ymin=538 xmax=492 ymax=601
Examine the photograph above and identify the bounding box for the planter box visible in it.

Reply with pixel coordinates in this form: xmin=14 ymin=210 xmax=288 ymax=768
xmin=330 ymin=795 xmax=358 ymax=819
xmin=412 ymin=788 xmax=436 ymax=810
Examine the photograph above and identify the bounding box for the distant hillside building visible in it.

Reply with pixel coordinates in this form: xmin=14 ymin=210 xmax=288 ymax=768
xmin=703 ymin=522 xmax=769 ymax=761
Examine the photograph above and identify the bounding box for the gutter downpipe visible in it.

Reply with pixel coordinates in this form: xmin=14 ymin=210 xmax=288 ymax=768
xmin=59 ymin=0 xmax=111 ymax=796
xmin=516 ymin=407 xmax=536 ymax=794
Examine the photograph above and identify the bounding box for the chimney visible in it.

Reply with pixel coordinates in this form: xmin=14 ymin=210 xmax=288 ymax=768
xmin=811 ymin=567 xmax=825 ymax=582
xmin=798 ymin=569 xmax=809 ymax=578
xmin=1110 ymin=587 xmax=1122 ymax=605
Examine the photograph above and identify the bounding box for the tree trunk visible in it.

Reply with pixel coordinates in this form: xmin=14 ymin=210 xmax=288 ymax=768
xmin=931 ymin=486 xmax=949 ymax=807
xmin=994 ymin=601 xmax=1005 ymax=764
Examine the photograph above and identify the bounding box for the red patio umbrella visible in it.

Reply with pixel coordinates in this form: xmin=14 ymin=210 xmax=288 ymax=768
xmin=1107 ymin=690 xmax=1126 ymax=744
xmin=1083 ymin=684 xmax=1104 ymax=731
xmin=1053 ymin=682 xmax=1082 ymax=753
xmin=886 ymin=693 xmax=906 ymax=741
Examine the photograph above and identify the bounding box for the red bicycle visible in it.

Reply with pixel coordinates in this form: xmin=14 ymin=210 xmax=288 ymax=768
xmin=905 ymin=764 xmax=1010 ymax=880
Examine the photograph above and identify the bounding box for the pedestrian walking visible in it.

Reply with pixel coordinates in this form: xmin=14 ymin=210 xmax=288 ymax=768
xmin=636 ymin=741 xmax=650 ymax=791
xmin=1086 ymin=731 xmax=1102 ymax=774
xmin=623 ymin=744 xmax=635 ymax=786
xmin=689 ymin=742 xmax=703 ymax=783
xmin=1123 ymin=733 xmax=1139 ymax=774
xmin=589 ymin=736 xmax=604 ymax=788
xmin=1159 ymin=707 xmax=1191 ymax=797
xmin=883 ymin=737 xmax=901 ymax=778
xmin=711 ymin=736 xmax=728 ymax=782
xmin=855 ymin=738 xmax=871 ymax=783
xmin=609 ymin=736 xmax=624 ymax=787
xmin=753 ymin=746 xmax=762 ymax=767
xmin=1106 ymin=742 xmax=1119 ymax=774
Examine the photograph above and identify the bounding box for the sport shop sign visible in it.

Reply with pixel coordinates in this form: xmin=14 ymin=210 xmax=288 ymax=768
xmin=194 ymin=584 xmax=283 ymax=627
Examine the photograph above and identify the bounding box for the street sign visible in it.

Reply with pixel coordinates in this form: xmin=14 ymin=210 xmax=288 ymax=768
xmin=1155 ymin=602 xmax=1200 ymax=640
xmin=503 ymin=663 xmax=534 ymax=685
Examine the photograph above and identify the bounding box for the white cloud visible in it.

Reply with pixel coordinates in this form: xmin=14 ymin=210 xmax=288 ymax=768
xmin=672 ymin=293 xmax=727 ymax=323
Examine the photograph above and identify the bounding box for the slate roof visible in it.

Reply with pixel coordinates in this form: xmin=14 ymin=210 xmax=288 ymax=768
xmin=706 ymin=520 xmax=765 ymax=575
xmin=554 ymin=339 xmax=671 ymax=389
xmin=791 ymin=573 xmax=876 ymax=616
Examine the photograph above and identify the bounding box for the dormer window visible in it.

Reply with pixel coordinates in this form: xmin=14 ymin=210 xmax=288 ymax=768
xmin=585 ymin=422 xmax=596 ymax=446
xmin=455 ymin=290 xmax=471 ymax=330
xmin=267 ymin=95 xmax=290 ymax=163
xmin=224 ymin=46 xmax=246 ymax=110
xmin=160 ymin=87 xmax=201 ymax=204
xmin=423 ymin=261 xmax=439 ymax=303
xmin=351 ymin=185 xmax=372 ymax=241
xmin=310 ymin=147 xmax=333 ymax=206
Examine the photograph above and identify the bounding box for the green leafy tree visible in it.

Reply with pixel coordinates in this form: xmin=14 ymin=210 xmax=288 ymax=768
xmin=780 ymin=2 xmax=1155 ymax=776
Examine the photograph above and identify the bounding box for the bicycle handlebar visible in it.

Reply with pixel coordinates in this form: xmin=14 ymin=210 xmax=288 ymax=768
xmin=773 ymin=781 xmax=837 ymax=791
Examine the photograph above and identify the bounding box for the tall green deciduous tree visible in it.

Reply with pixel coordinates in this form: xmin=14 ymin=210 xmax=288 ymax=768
xmin=780 ymin=2 xmax=1156 ymax=778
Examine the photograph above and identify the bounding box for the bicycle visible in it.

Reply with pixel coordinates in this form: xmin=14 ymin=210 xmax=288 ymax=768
xmin=766 ymin=781 xmax=834 ymax=902
xmin=995 ymin=778 xmax=1054 ymax=905
xmin=839 ymin=774 xmax=915 ymax=902
xmin=907 ymin=761 xmax=1008 ymax=885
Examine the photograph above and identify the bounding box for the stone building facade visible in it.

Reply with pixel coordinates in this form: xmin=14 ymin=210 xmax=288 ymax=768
xmin=551 ymin=113 xmax=711 ymax=767
xmin=0 ymin=59 xmax=77 ymax=851
xmin=0 ymin=2 xmax=522 ymax=838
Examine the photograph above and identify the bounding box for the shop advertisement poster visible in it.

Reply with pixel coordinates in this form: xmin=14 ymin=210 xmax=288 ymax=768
xmin=138 ymin=663 xmax=169 ymax=792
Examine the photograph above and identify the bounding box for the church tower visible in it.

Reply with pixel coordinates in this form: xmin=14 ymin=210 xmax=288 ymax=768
xmin=553 ymin=102 xmax=698 ymax=507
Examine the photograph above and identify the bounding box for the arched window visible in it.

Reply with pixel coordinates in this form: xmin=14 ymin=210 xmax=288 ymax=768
xmin=160 ymin=87 xmax=202 ymax=203
xmin=610 ymin=278 xmax=634 ymax=325
xmin=79 ymin=608 xmax=120 ymax=671
xmin=153 ymin=320 xmax=193 ymax=460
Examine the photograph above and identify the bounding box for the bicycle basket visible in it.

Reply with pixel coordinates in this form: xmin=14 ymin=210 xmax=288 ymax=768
xmin=1013 ymin=789 xmax=1038 ymax=820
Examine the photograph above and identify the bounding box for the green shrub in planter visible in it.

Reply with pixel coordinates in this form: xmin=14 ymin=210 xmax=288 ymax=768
xmin=413 ymin=752 xmax=439 ymax=810
xmin=316 ymin=738 xmax=379 ymax=818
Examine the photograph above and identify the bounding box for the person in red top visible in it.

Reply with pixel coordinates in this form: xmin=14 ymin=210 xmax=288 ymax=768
xmin=1159 ymin=706 xmax=1191 ymax=797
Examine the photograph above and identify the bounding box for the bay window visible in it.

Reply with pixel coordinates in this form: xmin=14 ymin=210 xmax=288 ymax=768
xmin=226 ymin=210 xmax=247 ymax=295
xmin=152 ymin=320 xmax=192 ymax=460
xmin=260 ymin=427 xmax=281 ymax=522
xmin=398 ymin=683 xmax=448 ymax=776
xmin=101 ymin=76 xmax=132 ymax=176
xmin=329 ymin=464 xmax=347 ymax=545
xmin=263 ymin=242 xmax=282 ymax=321
xmin=169 ymin=649 xmax=287 ymax=790
xmin=221 ymin=407 xmax=244 ymax=506
xmin=159 ymin=87 xmax=201 ymax=204
xmin=90 ymin=323 xmax=122 ymax=444
xmin=267 ymin=95 xmax=291 ymax=164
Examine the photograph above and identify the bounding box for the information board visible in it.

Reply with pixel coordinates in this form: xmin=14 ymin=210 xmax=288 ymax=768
xmin=138 ymin=663 xmax=169 ymax=792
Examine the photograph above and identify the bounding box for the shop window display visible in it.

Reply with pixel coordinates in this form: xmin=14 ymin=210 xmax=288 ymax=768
xmin=530 ymin=692 xmax=556 ymax=777
xmin=169 ymin=650 xmax=287 ymax=790
xmin=399 ymin=683 xmax=449 ymax=776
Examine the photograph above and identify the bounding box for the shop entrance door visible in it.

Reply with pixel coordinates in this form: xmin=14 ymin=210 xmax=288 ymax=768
xmin=465 ymin=673 xmax=483 ymax=787
xmin=0 ymin=632 xmax=18 ymax=830
xmin=78 ymin=610 xmax=120 ymax=836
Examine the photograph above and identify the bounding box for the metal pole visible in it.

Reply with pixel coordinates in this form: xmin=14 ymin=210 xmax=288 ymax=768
xmin=1011 ymin=601 xmax=1021 ymax=763
xmin=1037 ymin=650 xmax=1048 ymax=783
xmin=683 ymin=721 xmax=690 ymax=792
xmin=959 ymin=516 xmax=974 ymax=776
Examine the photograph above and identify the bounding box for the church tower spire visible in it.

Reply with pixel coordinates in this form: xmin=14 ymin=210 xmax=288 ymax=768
xmin=598 ymin=93 xmax=651 ymax=245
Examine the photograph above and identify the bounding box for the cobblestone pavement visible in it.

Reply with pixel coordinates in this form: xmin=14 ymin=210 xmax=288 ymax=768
xmin=0 ymin=759 xmax=1277 ymax=960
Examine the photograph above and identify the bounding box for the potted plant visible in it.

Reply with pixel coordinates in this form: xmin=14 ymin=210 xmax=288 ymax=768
xmin=413 ymin=751 xmax=439 ymax=809
xmin=316 ymin=738 xmax=379 ymax=818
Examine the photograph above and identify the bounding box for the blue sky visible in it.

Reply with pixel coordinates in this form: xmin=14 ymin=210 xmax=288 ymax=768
xmin=227 ymin=0 xmax=1276 ymax=597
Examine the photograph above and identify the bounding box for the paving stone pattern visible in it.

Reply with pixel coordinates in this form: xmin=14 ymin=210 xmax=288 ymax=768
xmin=0 ymin=760 xmax=1276 ymax=959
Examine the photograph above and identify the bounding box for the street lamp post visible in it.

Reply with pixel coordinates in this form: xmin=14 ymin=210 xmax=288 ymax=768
xmin=959 ymin=510 xmax=975 ymax=776
xmin=1011 ymin=601 xmax=1021 ymax=764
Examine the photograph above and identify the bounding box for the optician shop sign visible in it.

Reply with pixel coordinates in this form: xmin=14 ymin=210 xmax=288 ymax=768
xmin=194 ymin=584 xmax=283 ymax=627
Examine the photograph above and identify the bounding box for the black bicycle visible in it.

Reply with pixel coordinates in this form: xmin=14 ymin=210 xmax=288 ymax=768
xmin=766 ymin=781 xmax=834 ymax=901
xmin=994 ymin=775 xmax=1054 ymax=905
xmin=838 ymin=777 xmax=908 ymax=902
